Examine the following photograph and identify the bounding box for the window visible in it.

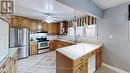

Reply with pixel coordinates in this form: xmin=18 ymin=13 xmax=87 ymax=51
xmin=67 ymin=25 xmax=97 ymax=38
xmin=86 ymin=25 xmax=96 ymax=38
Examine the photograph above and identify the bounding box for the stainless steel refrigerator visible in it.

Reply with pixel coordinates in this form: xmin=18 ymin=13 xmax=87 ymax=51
xmin=9 ymin=28 xmax=29 ymax=59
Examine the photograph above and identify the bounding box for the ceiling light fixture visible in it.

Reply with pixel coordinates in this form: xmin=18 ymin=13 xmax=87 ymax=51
xmin=43 ymin=16 xmax=55 ymax=23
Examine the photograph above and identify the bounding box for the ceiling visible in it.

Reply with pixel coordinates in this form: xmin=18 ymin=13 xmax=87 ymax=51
xmin=14 ymin=0 xmax=87 ymax=21
xmin=92 ymin=0 xmax=129 ymax=9
xmin=14 ymin=0 xmax=129 ymax=21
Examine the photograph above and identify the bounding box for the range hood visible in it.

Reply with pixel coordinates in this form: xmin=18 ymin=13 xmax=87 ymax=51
xmin=37 ymin=30 xmax=48 ymax=33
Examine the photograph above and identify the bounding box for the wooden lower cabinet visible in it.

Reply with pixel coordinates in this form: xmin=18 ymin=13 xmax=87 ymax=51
xmin=10 ymin=51 xmax=17 ymax=73
xmin=56 ymin=51 xmax=88 ymax=73
xmin=49 ymin=40 xmax=57 ymax=51
xmin=56 ymin=48 xmax=102 ymax=73
xmin=30 ymin=42 xmax=38 ymax=55
xmin=0 ymin=51 xmax=17 ymax=73
xmin=74 ymin=61 xmax=88 ymax=73
xmin=96 ymin=48 xmax=102 ymax=70
xmin=49 ymin=40 xmax=74 ymax=51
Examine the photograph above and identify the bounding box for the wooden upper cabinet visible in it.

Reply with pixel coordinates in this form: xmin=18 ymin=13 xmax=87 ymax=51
xmin=20 ymin=17 xmax=30 ymax=28
xmin=41 ymin=23 xmax=48 ymax=31
xmin=60 ymin=21 xmax=68 ymax=35
xmin=11 ymin=16 xmax=21 ymax=27
xmin=41 ymin=23 xmax=60 ymax=35
xmin=29 ymin=19 xmax=41 ymax=32
xmin=10 ymin=16 xmax=30 ymax=28
xmin=48 ymin=24 xmax=57 ymax=35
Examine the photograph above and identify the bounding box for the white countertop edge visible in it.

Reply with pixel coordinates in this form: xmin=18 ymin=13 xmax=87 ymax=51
xmin=56 ymin=43 xmax=102 ymax=60
xmin=0 ymin=48 xmax=17 ymax=67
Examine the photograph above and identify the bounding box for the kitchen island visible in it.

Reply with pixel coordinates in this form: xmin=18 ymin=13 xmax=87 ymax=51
xmin=56 ymin=43 xmax=102 ymax=73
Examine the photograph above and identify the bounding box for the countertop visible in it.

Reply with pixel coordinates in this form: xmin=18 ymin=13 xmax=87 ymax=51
xmin=56 ymin=43 xmax=102 ymax=60
xmin=0 ymin=48 xmax=17 ymax=67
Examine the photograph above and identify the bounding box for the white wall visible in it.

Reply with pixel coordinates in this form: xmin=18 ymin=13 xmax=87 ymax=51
xmin=0 ymin=19 xmax=9 ymax=62
xmin=97 ymin=3 xmax=130 ymax=72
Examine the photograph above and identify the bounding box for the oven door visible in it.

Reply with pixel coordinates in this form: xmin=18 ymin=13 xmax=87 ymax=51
xmin=38 ymin=42 xmax=49 ymax=49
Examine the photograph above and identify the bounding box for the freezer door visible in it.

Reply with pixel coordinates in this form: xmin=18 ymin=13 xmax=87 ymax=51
xmin=18 ymin=28 xmax=29 ymax=46
xmin=18 ymin=46 xmax=29 ymax=59
xmin=10 ymin=28 xmax=19 ymax=47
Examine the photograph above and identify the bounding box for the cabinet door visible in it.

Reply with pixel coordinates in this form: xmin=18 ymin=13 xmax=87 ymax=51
xmin=0 ymin=58 xmax=11 ymax=73
xmin=30 ymin=42 xmax=38 ymax=55
xmin=41 ymin=23 xmax=48 ymax=31
xmin=11 ymin=17 xmax=21 ymax=27
xmin=74 ymin=61 xmax=87 ymax=73
xmin=48 ymin=24 xmax=53 ymax=35
xmin=48 ymin=24 xmax=59 ymax=35
xmin=29 ymin=20 xmax=37 ymax=32
xmin=96 ymin=48 xmax=102 ymax=70
xmin=20 ymin=17 xmax=29 ymax=28
xmin=10 ymin=51 xmax=17 ymax=73
xmin=80 ymin=61 xmax=87 ymax=73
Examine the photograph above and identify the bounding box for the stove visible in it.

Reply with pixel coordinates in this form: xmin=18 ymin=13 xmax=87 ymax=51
xmin=36 ymin=38 xmax=49 ymax=54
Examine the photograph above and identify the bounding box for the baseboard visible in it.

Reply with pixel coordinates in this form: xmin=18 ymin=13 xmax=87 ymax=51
xmin=102 ymin=63 xmax=129 ymax=73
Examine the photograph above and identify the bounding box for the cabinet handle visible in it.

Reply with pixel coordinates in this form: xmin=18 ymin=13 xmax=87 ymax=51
xmin=79 ymin=64 xmax=84 ymax=70
xmin=2 ymin=65 xmax=6 ymax=69
xmin=80 ymin=59 xmax=83 ymax=61
xmin=14 ymin=60 xmax=16 ymax=64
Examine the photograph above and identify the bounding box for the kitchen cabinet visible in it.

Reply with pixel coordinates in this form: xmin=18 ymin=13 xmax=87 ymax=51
xmin=56 ymin=48 xmax=102 ymax=73
xmin=29 ymin=42 xmax=38 ymax=55
xmin=10 ymin=16 xmax=60 ymax=35
xmin=48 ymin=23 xmax=60 ymax=35
xmin=10 ymin=16 xmax=30 ymax=28
xmin=10 ymin=50 xmax=17 ymax=73
xmin=60 ymin=21 xmax=68 ymax=35
xmin=0 ymin=59 xmax=10 ymax=73
xmin=41 ymin=23 xmax=60 ymax=35
xmin=0 ymin=50 xmax=17 ymax=73
xmin=29 ymin=19 xmax=41 ymax=32
xmin=56 ymin=51 xmax=88 ymax=73
xmin=41 ymin=23 xmax=48 ymax=31
xmin=49 ymin=40 xmax=74 ymax=51
xmin=49 ymin=40 xmax=57 ymax=51
xmin=74 ymin=61 xmax=88 ymax=73
xmin=20 ymin=17 xmax=30 ymax=28
xmin=11 ymin=16 xmax=21 ymax=27
xmin=96 ymin=48 xmax=102 ymax=70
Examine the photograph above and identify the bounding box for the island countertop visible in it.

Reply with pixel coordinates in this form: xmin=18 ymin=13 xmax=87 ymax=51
xmin=56 ymin=43 xmax=102 ymax=60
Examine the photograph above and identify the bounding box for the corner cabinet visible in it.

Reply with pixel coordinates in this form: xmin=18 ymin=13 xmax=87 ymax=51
xmin=96 ymin=48 xmax=102 ymax=70
xmin=0 ymin=50 xmax=17 ymax=73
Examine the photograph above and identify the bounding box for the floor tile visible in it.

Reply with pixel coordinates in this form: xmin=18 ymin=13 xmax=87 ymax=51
xmin=17 ymin=51 xmax=117 ymax=73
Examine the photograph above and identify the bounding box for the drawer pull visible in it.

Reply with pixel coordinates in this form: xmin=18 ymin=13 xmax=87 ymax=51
xmin=2 ymin=65 xmax=6 ymax=69
xmin=80 ymin=59 xmax=83 ymax=61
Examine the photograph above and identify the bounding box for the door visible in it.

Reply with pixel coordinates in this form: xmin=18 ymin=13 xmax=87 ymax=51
xmin=9 ymin=28 xmax=19 ymax=47
xmin=18 ymin=46 xmax=29 ymax=59
xmin=18 ymin=28 xmax=29 ymax=46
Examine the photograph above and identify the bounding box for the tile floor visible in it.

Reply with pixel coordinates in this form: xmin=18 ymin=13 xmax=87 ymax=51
xmin=17 ymin=51 xmax=117 ymax=73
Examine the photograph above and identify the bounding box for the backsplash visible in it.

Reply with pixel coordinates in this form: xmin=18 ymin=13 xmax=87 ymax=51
xmin=30 ymin=33 xmax=58 ymax=41
xmin=58 ymin=25 xmax=103 ymax=44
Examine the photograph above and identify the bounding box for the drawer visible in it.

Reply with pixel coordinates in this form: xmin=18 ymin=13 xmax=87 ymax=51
xmin=74 ymin=56 xmax=87 ymax=67
xmin=0 ymin=58 xmax=10 ymax=73
xmin=96 ymin=48 xmax=102 ymax=53
xmin=87 ymin=51 xmax=95 ymax=58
